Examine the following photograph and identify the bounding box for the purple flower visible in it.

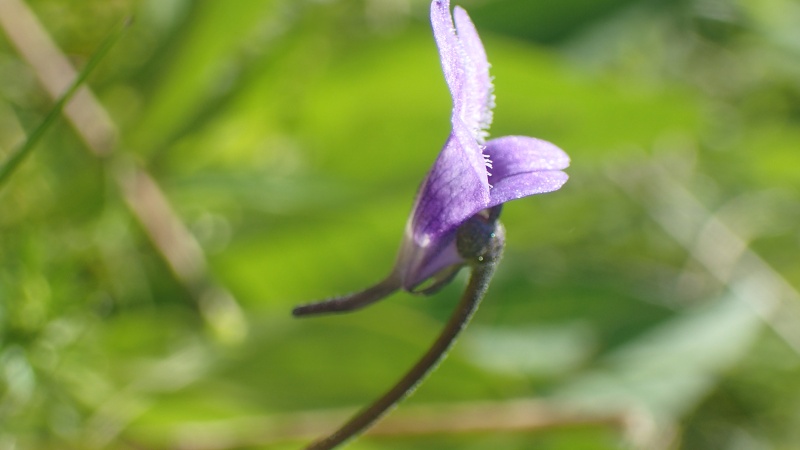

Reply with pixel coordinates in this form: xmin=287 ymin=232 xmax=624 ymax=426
xmin=296 ymin=4 xmax=571 ymax=446
xmin=294 ymin=0 xmax=568 ymax=316
xmin=392 ymin=0 xmax=569 ymax=291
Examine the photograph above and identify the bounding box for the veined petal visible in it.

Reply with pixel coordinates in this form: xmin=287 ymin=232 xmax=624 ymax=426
xmin=453 ymin=6 xmax=494 ymax=142
xmin=484 ymin=136 xmax=570 ymax=206
xmin=410 ymin=119 xmax=491 ymax=243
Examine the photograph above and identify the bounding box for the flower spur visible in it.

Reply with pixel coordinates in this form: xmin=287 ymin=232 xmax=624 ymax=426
xmin=293 ymin=1 xmax=569 ymax=448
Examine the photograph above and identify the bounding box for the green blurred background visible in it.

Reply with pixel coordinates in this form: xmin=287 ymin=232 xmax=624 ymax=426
xmin=1 ymin=0 xmax=799 ymax=448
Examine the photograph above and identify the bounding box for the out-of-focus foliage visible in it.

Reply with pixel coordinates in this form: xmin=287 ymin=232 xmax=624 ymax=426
xmin=1 ymin=0 xmax=799 ymax=449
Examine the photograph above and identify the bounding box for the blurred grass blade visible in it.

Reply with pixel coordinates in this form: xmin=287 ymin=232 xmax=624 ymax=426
xmin=0 ymin=17 xmax=130 ymax=189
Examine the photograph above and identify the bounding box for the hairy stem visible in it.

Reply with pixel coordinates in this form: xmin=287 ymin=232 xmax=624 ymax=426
xmin=304 ymin=233 xmax=504 ymax=450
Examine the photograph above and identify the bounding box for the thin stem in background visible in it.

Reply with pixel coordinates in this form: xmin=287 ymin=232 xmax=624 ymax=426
xmin=610 ymin=159 xmax=800 ymax=355
xmin=168 ymin=399 xmax=630 ymax=450
xmin=0 ymin=0 xmax=246 ymax=347
xmin=0 ymin=17 xmax=129 ymax=188
xmin=0 ymin=2 xmax=249 ymax=444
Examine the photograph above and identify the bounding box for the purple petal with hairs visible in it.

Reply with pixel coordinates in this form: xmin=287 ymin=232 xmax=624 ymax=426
xmin=295 ymin=0 xmax=569 ymax=324
xmin=485 ymin=136 xmax=570 ymax=207
xmin=453 ymin=6 xmax=494 ymax=142
xmin=389 ymin=1 xmax=569 ymax=291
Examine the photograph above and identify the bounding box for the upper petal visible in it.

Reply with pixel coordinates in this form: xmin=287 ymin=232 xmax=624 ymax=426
xmin=453 ymin=6 xmax=494 ymax=142
xmin=431 ymin=1 xmax=495 ymax=143
xmin=431 ymin=0 xmax=464 ymax=111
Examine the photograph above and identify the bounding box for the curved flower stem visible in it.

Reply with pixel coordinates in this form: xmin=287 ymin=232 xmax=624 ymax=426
xmin=304 ymin=232 xmax=504 ymax=450
xmin=292 ymin=276 xmax=401 ymax=317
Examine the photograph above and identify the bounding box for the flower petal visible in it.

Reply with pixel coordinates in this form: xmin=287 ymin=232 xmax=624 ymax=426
xmin=396 ymin=234 xmax=464 ymax=291
xmin=431 ymin=0 xmax=464 ymax=110
xmin=453 ymin=6 xmax=494 ymax=142
xmin=488 ymin=171 xmax=569 ymax=207
xmin=486 ymin=135 xmax=570 ymax=177
xmin=398 ymin=2 xmax=570 ymax=295
xmin=484 ymin=136 xmax=570 ymax=206
xmin=411 ymin=120 xmax=491 ymax=243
